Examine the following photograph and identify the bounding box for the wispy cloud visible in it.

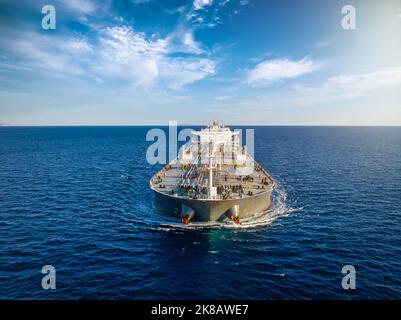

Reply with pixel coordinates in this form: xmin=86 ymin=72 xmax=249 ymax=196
xmin=241 ymin=67 xmax=401 ymax=111
xmin=167 ymin=27 xmax=205 ymax=54
xmin=213 ymin=95 xmax=236 ymax=101
xmin=0 ymin=22 xmax=215 ymax=90
xmin=187 ymin=0 xmax=251 ymax=28
xmin=246 ymin=57 xmax=319 ymax=86
xmin=315 ymin=40 xmax=331 ymax=48
xmin=293 ymin=67 xmax=401 ymax=99
xmin=193 ymin=0 xmax=214 ymax=10
xmin=59 ymin=0 xmax=109 ymax=22
xmin=0 ymin=29 xmax=93 ymax=77
xmin=95 ymin=25 xmax=215 ymax=89
xmin=61 ymin=0 xmax=97 ymax=14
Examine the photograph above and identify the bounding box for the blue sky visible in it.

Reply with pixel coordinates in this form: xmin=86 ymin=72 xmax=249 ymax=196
xmin=0 ymin=0 xmax=401 ymax=125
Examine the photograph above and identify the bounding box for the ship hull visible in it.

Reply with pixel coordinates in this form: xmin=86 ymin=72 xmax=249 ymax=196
xmin=152 ymin=189 xmax=272 ymax=222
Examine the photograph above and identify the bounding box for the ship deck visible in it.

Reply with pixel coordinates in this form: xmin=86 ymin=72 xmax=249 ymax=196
xmin=150 ymin=159 xmax=274 ymax=200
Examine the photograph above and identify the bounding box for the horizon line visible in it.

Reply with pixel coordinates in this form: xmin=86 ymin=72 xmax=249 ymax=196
xmin=1 ymin=124 xmax=401 ymax=127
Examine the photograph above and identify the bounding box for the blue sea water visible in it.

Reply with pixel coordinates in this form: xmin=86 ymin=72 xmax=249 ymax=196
xmin=0 ymin=126 xmax=401 ymax=299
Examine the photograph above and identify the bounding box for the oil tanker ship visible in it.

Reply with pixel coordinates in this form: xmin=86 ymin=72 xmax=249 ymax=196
xmin=150 ymin=122 xmax=275 ymax=224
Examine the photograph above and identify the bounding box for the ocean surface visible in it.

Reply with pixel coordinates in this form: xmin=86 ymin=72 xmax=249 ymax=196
xmin=0 ymin=126 xmax=401 ymax=299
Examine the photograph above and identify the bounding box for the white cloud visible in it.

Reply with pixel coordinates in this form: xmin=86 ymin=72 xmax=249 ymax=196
xmin=0 ymin=24 xmax=215 ymax=90
xmin=294 ymin=67 xmax=401 ymax=99
xmin=187 ymin=0 xmax=251 ymax=28
xmin=159 ymin=58 xmax=215 ymax=90
xmin=241 ymin=67 xmax=401 ymax=111
xmin=315 ymin=40 xmax=331 ymax=48
xmin=60 ymin=0 xmax=113 ymax=23
xmin=219 ymin=0 xmax=231 ymax=6
xmin=182 ymin=31 xmax=202 ymax=53
xmin=246 ymin=57 xmax=318 ymax=85
xmin=91 ymin=25 xmax=215 ymax=89
xmin=63 ymin=38 xmax=94 ymax=55
xmin=101 ymin=26 xmax=168 ymax=57
xmin=167 ymin=27 xmax=204 ymax=54
xmin=213 ymin=95 xmax=235 ymax=101
xmin=0 ymin=30 xmax=93 ymax=77
xmin=61 ymin=0 xmax=97 ymax=15
xmin=193 ymin=0 xmax=213 ymax=10
xmin=217 ymin=67 xmax=401 ymax=125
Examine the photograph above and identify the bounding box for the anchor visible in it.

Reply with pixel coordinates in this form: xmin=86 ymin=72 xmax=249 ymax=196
xmin=181 ymin=204 xmax=195 ymax=225
xmin=181 ymin=214 xmax=191 ymax=224
xmin=228 ymin=205 xmax=241 ymax=224
xmin=231 ymin=215 xmax=241 ymax=224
